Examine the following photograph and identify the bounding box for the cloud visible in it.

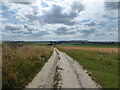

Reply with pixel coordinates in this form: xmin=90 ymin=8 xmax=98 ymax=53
xmin=13 ymin=2 xmax=32 ymax=5
xmin=1 ymin=4 xmax=9 ymax=10
xmin=54 ymin=27 xmax=76 ymax=35
xmin=30 ymin=31 xmax=49 ymax=37
xmin=1 ymin=0 xmax=36 ymax=3
xmin=24 ymin=24 xmax=29 ymax=28
xmin=95 ymin=33 xmax=107 ymax=37
xmin=2 ymin=23 xmax=49 ymax=39
xmin=105 ymin=2 xmax=118 ymax=10
xmin=80 ymin=28 xmax=96 ymax=36
xmin=84 ymin=21 xmax=96 ymax=27
xmin=1 ymin=0 xmax=118 ymax=41
xmin=3 ymin=25 xmax=22 ymax=32
xmin=25 ymin=2 xmax=84 ymax=25
xmin=71 ymin=2 xmax=84 ymax=13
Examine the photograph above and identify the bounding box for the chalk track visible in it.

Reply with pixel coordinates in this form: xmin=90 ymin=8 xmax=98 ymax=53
xmin=26 ymin=48 xmax=101 ymax=88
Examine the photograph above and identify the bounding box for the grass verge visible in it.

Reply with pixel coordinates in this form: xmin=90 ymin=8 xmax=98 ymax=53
xmin=58 ymin=47 xmax=118 ymax=88
xmin=2 ymin=43 xmax=53 ymax=88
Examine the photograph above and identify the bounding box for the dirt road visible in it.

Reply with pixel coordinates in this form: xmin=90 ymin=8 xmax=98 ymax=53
xmin=26 ymin=48 xmax=100 ymax=88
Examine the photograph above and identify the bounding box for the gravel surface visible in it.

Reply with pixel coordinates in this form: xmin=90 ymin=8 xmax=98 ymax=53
xmin=26 ymin=48 xmax=100 ymax=88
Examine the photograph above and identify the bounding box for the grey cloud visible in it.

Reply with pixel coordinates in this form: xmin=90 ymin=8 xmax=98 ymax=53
xmin=3 ymin=24 xmax=49 ymax=37
xmin=23 ymin=26 xmax=49 ymax=36
xmin=71 ymin=2 xmax=84 ymax=13
xmin=95 ymin=33 xmax=106 ymax=37
xmin=54 ymin=27 xmax=76 ymax=35
xmin=12 ymin=31 xmax=23 ymax=33
xmin=22 ymin=28 xmax=35 ymax=34
xmin=2 ymin=5 xmax=9 ymax=10
xmin=25 ymin=2 xmax=85 ymax=25
xmin=23 ymin=31 xmax=32 ymax=34
xmin=95 ymin=33 xmax=113 ymax=37
xmin=105 ymin=2 xmax=118 ymax=10
xmin=24 ymin=24 xmax=29 ymax=28
xmin=25 ymin=15 xmax=43 ymax=24
xmin=4 ymin=25 xmax=21 ymax=31
xmin=42 ymin=5 xmax=76 ymax=25
xmin=28 ymin=28 xmax=34 ymax=31
xmin=43 ymin=3 xmax=84 ymax=25
xmin=2 ymin=0 xmax=33 ymax=4
xmin=14 ymin=2 xmax=31 ymax=5
xmin=84 ymin=21 xmax=96 ymax=27
xmin=23 ymin=24 xmax=49 ymax=36
xmin=80 ymin=29 xmax=95 ymax=36
xmin=30 ymin=31 xmax=49 ymax=37
xmin=3 ymin=25 xmax=24 ymax=35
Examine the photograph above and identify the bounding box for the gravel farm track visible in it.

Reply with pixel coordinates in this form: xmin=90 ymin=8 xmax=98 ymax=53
xmin=26 ymin=48 xmax=101 ymax=88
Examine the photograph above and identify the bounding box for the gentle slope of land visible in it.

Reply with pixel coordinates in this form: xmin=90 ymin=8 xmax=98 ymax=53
xmin=2 ymin=42 xmax=119 ymax=88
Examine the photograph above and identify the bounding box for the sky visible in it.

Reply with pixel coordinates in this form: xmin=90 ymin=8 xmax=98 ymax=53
xmin=0 ymin=0 xmax=119 ymax=41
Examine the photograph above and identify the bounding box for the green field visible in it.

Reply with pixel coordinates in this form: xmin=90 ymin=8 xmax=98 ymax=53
xmin=58 ymin=48 xmax=119 ymax=88
xmin=57 ymin=43 xmax=118 ymax=48
xmin=23 ymin=42 xmax=50 ymax=46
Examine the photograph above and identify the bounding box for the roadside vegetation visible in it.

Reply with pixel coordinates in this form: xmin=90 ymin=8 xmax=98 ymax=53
xmin=0 ymin=43 xmax=2 ymax=89
xmin=58 ymin=47 xmax=119 ymax=88
xmin=2 ymin=43 xmax=53 ymax=88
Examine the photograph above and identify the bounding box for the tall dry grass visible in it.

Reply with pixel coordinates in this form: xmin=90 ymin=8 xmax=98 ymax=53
xmin=2 ymin=43 xmax=53 ymax=88
xmin=0 ymin=44 xmax=2 ymax=89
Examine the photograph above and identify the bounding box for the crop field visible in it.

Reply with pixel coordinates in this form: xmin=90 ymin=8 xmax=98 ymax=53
xmin=57 ymin=43 xmax=118 ymax=48
xmin=58 ymin=47 xmax=119 ymax=88
xmin=60 ymin=47 xmax=118 ymax=54
xmin=2 ymin=43 xmax=53 ymax=88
